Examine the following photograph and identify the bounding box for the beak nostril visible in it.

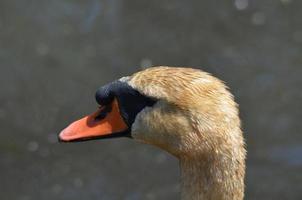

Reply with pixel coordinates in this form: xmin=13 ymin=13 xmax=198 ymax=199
xmin=95 ymin=105 xmax=112 ymax=121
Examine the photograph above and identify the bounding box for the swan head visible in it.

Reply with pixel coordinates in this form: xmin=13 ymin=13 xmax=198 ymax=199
xmin=59 ymin=66 xmax=243 ymax=158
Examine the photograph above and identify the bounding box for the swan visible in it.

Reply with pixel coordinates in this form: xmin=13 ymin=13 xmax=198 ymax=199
xmin=59 ymin=66 xmax=246 ymax=200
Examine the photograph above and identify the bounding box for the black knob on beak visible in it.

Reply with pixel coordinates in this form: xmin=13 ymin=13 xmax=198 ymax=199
xmin=95 ymin=83 xmax=114 ymax=105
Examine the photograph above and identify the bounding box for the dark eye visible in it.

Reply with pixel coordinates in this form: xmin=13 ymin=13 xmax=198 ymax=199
xmin=95 ymin=105 xmax=112 ymax=121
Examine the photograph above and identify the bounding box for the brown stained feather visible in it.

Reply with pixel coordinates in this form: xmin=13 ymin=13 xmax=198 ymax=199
xmin=127 ymin=66 xmax=246 ymax=200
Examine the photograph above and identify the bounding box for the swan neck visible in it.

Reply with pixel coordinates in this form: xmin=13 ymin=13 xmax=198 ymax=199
xmin=180 ymin=155 xmax=244 ymax=200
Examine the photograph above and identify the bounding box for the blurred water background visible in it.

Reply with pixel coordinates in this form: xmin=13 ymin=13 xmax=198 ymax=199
xmin=0 ymin=0 xmax=302 ymax=199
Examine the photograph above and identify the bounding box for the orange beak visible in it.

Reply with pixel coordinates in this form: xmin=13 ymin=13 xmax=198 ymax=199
xmin=59 ymin=98 xmax=129 ymax=142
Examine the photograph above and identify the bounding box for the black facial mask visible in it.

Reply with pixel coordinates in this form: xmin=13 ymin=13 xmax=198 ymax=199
xmin=95 ymin=80 xmax=157 ymax=129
